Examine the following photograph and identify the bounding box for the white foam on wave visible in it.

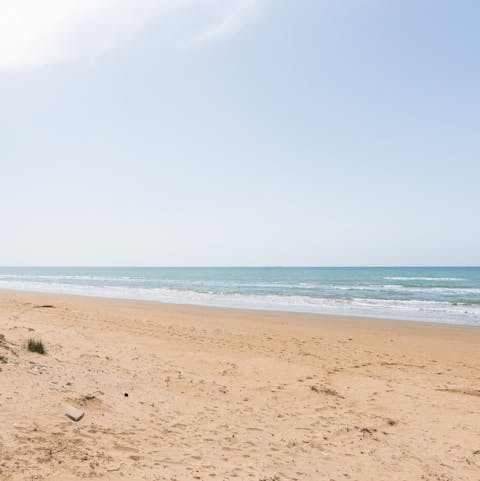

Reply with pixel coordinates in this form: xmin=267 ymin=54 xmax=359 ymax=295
xmin=379 ymin=285 xmax=480 ymax=295
xmin=0 ymin=274 xmax=125 ymax=282
xmin=300 ymin=283 xmax=480 ymax=295
xmin=384 ymin=276 xmax=466 ymax=281
xmin=0 ymin=279 xmax=479 ymax=326
xmin=0 ymin=275 xmax=312 ymax=289
xmin=2 ymin=276 xmax=476 ymax=297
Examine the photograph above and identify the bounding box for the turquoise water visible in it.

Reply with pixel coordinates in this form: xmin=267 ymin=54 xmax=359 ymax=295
xmin=0 ymin=267 xmax=479 ymax=325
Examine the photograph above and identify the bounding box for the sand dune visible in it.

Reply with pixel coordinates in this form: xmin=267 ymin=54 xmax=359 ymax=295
xmin=0 ymin=290 xmax=479 ymax=480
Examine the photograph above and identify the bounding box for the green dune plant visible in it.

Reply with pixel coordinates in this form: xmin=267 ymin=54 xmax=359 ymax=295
xmin=27 ymin=339 xmax=46 ymax=355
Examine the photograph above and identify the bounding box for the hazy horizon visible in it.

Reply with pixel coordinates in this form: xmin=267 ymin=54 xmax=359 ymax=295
xmin=1 ymin=265 xmax=480 ymax=268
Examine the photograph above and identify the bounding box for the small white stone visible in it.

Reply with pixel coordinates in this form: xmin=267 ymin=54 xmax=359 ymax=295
xmin=65 ymin=405 xmax=84 ymax=422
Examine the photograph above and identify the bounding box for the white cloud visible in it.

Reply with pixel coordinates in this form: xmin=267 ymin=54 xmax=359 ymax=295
xmin=0 ymin=0 xmax=264 ymax=71
xmin=181 ymin=0 xmax=263 ymax=47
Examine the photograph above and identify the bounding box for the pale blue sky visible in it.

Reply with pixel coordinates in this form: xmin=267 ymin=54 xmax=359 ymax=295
xmin=1 ymin=0 xmax=479 ymax=266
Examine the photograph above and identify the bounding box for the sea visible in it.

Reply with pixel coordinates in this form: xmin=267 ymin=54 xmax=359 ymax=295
xmin=0 ymin=266 xmax=479 ymax=326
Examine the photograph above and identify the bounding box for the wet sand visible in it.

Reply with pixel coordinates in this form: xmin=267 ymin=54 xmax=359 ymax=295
xmin=0 ymin=289 xmax=479 ymax=480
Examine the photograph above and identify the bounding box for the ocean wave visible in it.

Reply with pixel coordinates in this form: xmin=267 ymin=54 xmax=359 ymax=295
xmin=2 ymin=275 xmax=474 ymax=294
xmin=0 ymin=279 xmax=479 ymax=326
xmin=0 ymin=276 xmax=478 ymax=295
xmin=384 ymin=276 xmax=466 ymax=281
xmin=0 ymin=275 xmax=317 ymax=289
xmin=1 ymin=276 xmax=478 ymax=299
xmin=293 ymin=284 xmax=480 ymax=295
xmin=378 ymin=285 xmax=480 ymax=295
xmin=0 ymin=274 xmax=127 ymax=282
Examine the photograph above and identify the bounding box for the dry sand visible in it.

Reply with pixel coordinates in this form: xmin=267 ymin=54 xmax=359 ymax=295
xmin=0 ymin=289 xmax=479 ymax=481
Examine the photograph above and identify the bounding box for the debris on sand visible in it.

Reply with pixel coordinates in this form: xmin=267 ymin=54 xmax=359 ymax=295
xmin=310 ymin=384 xmax=343 ymax=398
xmin=65 ymin=405 xmax=85 ymax=422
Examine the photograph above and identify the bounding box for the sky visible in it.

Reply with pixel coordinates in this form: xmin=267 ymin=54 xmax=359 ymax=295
xmin=1 ymin=0 xmax=479 ymax=266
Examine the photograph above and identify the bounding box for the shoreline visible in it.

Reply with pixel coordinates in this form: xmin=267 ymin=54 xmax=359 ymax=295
xmin=1 ymin=286 xmax=478 ymax=329
xmin=1 ymin=289 xmax=479 ymax=480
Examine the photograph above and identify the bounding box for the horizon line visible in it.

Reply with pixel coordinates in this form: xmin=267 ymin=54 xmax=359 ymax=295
xmin=1 ymin=265 xmax=479 ymax=269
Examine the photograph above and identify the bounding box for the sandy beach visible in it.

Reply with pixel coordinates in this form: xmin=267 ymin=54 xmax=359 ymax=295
xmin=0 ymin=289 xmax=479 ymax=481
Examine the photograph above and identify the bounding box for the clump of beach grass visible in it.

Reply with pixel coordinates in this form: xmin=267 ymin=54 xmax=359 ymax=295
xmin=0 ymin=354 xmax=7 ymax=363
xmin=27 ymin=339 xmax=46 ymax=355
